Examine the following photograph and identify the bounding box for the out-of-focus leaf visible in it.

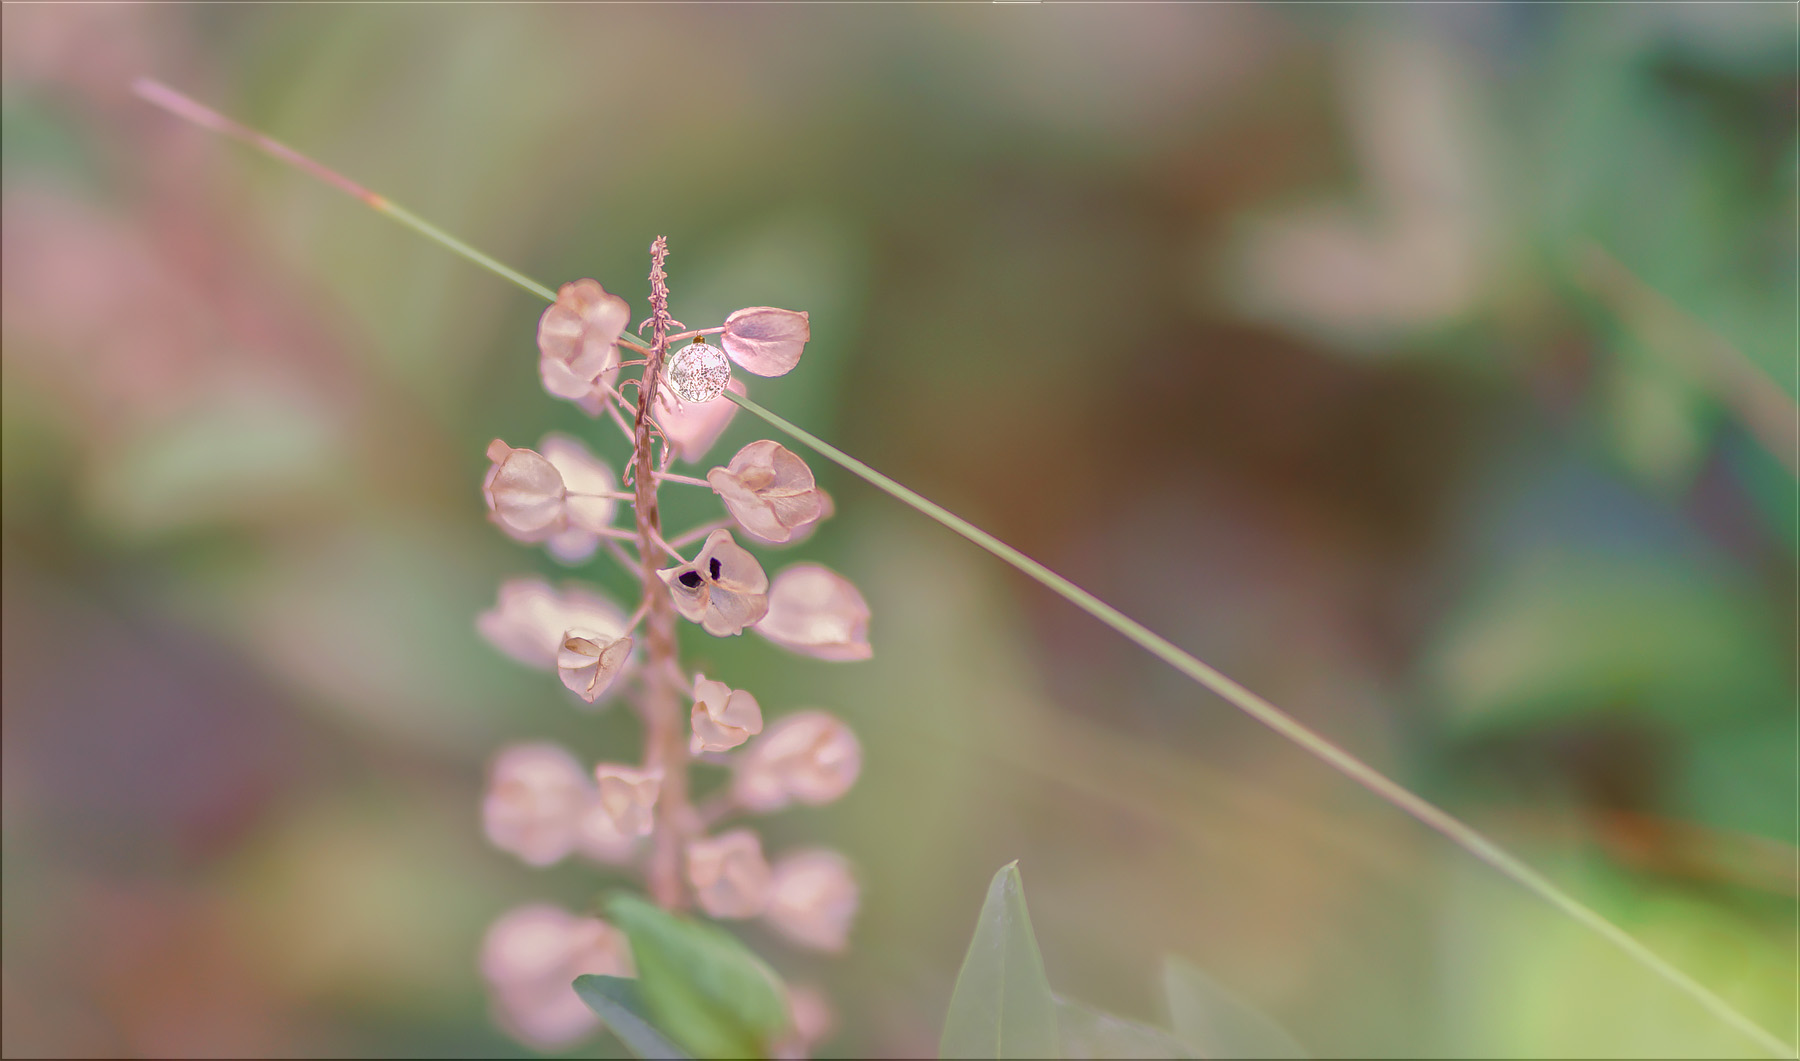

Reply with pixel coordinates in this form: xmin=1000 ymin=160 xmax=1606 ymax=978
xmin=1425 ymin=553 xmax=1788 ymax=735
xmin=573 ymin=975 xmax=692 ymax=1060
xmin=1055 ymin=995 xmax=1192 ymax=1059
xmin=940 ymin=862 xmax=1061 ymax=1060
xmin=1162 ymin=956 xmax=1307 ymax=1059
xmin=605 ymin=893 xmax=787 ymax=1060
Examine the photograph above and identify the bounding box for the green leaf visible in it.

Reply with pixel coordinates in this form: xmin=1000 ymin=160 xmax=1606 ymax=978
xmin=1162 ymin=956 xmax=1307 ymax=1060
xmin=572 ymin=975 xmax=692 ymax=1060
xmin=605 ymin=893 xmax=788 ymax=1060
xmin=939 ymin=862 xmax=1061 ymax=1059
xmin=1055 ymin=995 xmax=1192 ymax=1059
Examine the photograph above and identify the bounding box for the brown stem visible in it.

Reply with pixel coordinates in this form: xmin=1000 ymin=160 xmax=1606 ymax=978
xmin=634 ymin=236 xmax=693 ymax=911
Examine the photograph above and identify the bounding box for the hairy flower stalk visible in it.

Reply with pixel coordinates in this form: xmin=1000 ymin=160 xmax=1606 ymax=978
xmin=634 ymin=237 xmax=693 ymax=911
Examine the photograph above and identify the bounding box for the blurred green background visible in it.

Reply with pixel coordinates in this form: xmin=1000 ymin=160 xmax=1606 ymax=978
xmin=2 ymin=4 xmax=1794 ymax=1058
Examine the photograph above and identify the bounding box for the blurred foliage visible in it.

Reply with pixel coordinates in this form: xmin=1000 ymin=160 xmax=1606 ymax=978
xmin=2 ymin=4 xmax=1793 ymax=1058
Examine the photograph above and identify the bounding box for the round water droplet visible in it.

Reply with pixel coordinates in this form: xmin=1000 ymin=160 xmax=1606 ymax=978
xmin=667 ymin=342 xmax=731 ymax=403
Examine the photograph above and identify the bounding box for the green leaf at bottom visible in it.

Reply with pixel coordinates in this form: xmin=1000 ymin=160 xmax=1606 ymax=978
xmin=939 ymin=862 xmax=1061 ymax=1059
xmin=573 ymin=975 xmax=691 ymax=1060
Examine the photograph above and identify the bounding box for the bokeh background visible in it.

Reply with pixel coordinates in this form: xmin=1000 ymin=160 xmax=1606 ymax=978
xmin=3 ymin=4 xmax=1795 ymax=1058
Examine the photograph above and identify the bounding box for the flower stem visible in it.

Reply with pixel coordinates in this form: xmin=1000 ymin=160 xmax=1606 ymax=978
xmin=726 ymin=391 xmax=1794 ymax=1060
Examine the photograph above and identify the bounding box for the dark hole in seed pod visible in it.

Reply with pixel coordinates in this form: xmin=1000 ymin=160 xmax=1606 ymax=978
xmin=678 ymin=570 xmax=704 ymax=589
xmin=708 ymin=557 xmax=723 ymax=580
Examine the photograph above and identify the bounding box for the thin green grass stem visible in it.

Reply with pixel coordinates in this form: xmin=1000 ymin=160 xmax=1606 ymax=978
xmin=135 ymin=79 xmax=1794 ymax=1057
xmin=727 ymin=391 xmax=1794 ymax=1060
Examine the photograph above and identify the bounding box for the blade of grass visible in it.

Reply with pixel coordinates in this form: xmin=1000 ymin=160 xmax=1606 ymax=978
xmin=727 ymin=390 xmax=1795 ymax=1061
xmin=135 ymin=80 xmax=1795 ymax=1059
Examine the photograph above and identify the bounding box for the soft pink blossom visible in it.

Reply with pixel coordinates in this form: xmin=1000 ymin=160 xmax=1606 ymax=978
xmin=707 ymin=440 xmax=826 ymax=545
xmin=721 ymin=306 xmax=810 ymax=377
xmin=593 ymin=764 xmax=663 ymax=838
xmin=538 ymin=279 xmax=630 ymax=415
xmin=480 ymin=904 xmax=634 ymax=1049
xmin=690 ymin=675 xmax=764 ymax=753
xmin=657 ymin=529 xmax=770 ymax=637
xmin=755 ymin=564 xmax=872 ymax=661
xmin=477 ymin=578 xmax=631 ymax=694
xmin=685 ymin=829 xmax=773 ymax=919
xmin=763 ymin=849 xmax=858 ymax=953
xmin=773 ymin=985 xmax=836 ymax=1060
xmin=482 ymin=742 xmax=591 ymax=867
xmin=654 ymin=376 xmax=744 ymax=463
xmin=573 ymin=797 xmax=640 ymax=865
xmin=557 ymin=633 xmax=633 ymax=703
xmin=733 ymin=711 xmax=862 ymax=812
xmin=483 ymin=436 xmax=619 ymax=562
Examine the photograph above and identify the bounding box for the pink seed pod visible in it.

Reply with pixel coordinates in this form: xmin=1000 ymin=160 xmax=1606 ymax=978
xmin=773 ymin=984 xmax=837 ymax=1061
xmin=721 ymin=306 xmax=810 ymax=377
xmin=755 ymin=564 xmax=872 ymax=661
xmin=482 ymin=742 xmax=592 ymax=867
xmin=484 ymin=440 xmax=566 ymax=535
xmin=707 ymin=440 xmax=827 ymax=545
xmin=657 ymin=529 xmax=770 ymax=637
xmin=480 ymin=904 xmax=634 ymax=1049
xmin=733 ymin=710 xmax=862 ymax=813
xmin=593 ymin=764 xmax=663 ymax=838
xmin=538 ymin=279 xmax=630 ymax=414
xmin=556 ymin=633 xmax=633 ymax=703
xmin=690 ymin=674 xmax=764 ymax=753
xmin=685 ymin=829 xmax=773 ymax=919
xmin=477 ymin=578 xmax=629 ymax=675
xmin=763 ymin=849 xmax=858 ymax=953
xmin=573 ymin=796 xmax=640 ymax=865
xmin=653 ymin=376 xmax=745 ymax=463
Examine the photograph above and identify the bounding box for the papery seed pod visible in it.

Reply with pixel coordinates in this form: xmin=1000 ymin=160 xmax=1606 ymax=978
xmin=481 ymin=904 xmax=634 ymax=1049
xmin=690 ymin=675 xmax=764 ymax=753
xmin=557 ymin=633 xmax=633 ymax=703
xmin=733 ymin=711 xmax=862 ymax=813
xmin=482 ymin=742 xmax=591 ymax=867
xmin=484 ymin=440 xmax=565 ymax=535
xmin=707 ymin=440 xmax=826 ymax=545
xmin=721 ymin=306 xmax=809 ymax=377
xmin=685 ymin=829 xmax=773 ymax=919
xmin=773 ymin=985 xmax=836 ymax=1061
xmin=593 ymin=764 xmax=663 ymax=838
xmin=763 ymin=849 xmax=858 ymax=953
xmin=657 ymin=529 xmax=770 ymax=637
xmin=573 ymin=798 xmax=640 ymax=865
xmin=653 ymin=376 xmax=744 ymax=463
xmin=755 ymin=564 xmax=871 ymax=661
xmin=478 ymin=578 xmax=629 ymax=674
xmin=538 ymin=279 xmax=629 ymax=414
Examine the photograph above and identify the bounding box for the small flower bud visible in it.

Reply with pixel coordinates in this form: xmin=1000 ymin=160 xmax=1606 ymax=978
xmin=666 ymin=341 xmax=731 ymax=403
xmin=733 ymin=711 xmax=862 ymax=813
xmin=484 ymin=439 xmax=565 ymax=535
xmin=755 ymin=564 xmax=872 ymax=661
xmin=764 ymin=849 xmax=858 ymax=953
xmin=593 ymin=763 xmax=663 ymax=838
xmin=773 ymin=985 xmax=836 ymax=1060
xmin=557 ymin=633 xmax=633 ymax=703
xmin=478 ymin=578 xmax=629 ymax=679
xmin=685 ymin=829 xmax=773 ymax=919
xmin=657 ymin=529 xmax=770 ymax=637
xmin=481 ymin=904 xmax=634 ymax=1049
xmin=538 ymin=279 xmax=629 ymax=413
xmin=721 ymin=306 xmax=810 ymax=377
xmin=574 ymin=797 xmax=640 ymax=864
xmin=654 ymin=377 xmax=744 ymax=463
xmin=482 ymin=742 xmax=591 ymax=867
xmin=707 ymin=440 xmax=827 ymax=544
xmin=690 ymin=674 xmax=764 ymax=753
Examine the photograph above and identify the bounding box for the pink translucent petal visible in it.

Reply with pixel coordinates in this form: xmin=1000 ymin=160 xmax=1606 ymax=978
xmin=755 ymin=564 xmax=872 ymax=661
xmin=654 ymin=377 xmax=744 ymax=463
xmin=721 ymin=306 xmax=810 ymax=377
